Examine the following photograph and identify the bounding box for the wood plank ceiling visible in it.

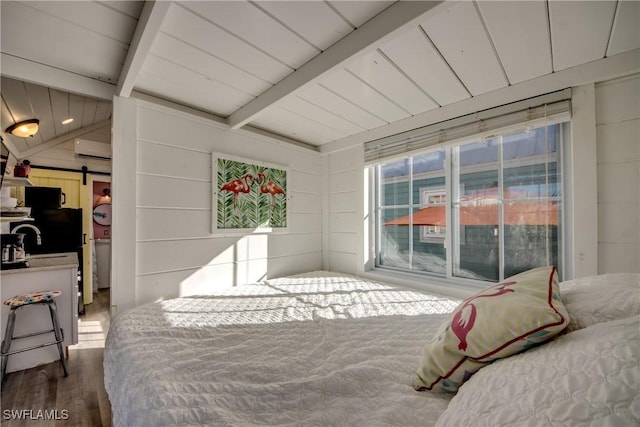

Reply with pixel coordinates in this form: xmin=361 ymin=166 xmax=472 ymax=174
xmin=1 ymin=0 xmax=639 ymax=156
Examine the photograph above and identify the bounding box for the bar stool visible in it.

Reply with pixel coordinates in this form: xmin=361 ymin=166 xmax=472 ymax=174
xmin=1 ymin=290 xmax=69 ymax=382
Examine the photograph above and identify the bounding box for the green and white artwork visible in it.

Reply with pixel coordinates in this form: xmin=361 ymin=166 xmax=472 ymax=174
xmin=214 ymin=155 xmax=287 ymax=230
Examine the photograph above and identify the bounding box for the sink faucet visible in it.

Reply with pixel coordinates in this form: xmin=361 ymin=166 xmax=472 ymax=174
xmin=11 ymin=223 xmax=42 ymax=245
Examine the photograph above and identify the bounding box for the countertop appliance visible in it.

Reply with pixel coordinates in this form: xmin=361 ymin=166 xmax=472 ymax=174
xmin=1 ymin=233 xmax=29 ymax=269
xmin=25 ymin=186 xmax=66 ymax=210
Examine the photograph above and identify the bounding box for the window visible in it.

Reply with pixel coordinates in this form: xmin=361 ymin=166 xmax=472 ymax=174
xmin=373 ymin=123 xmax=563 ymax=283
xmin=419 ymin=189 xmax=446 ymax=242
xmin=377 ymin=150 xmax=448 ymax=275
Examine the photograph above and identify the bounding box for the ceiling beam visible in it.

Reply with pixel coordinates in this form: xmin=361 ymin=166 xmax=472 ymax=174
xmin=116 ymin=0 xmax=171 ymax=98
xmin=226 ymin=0 xmax=445 ymax=130
xmin=0 ymin=53 xmax=115 ymax=101
xmin=17 ymin=119 xmax=112 ymax=159
xmin=320 ymin=48 xmax=640 ymax=154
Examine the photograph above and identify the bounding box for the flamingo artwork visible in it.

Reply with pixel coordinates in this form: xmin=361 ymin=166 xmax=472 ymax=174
xmin=220 ymin=173 xmax=254 ymax=210
xmin=257 ymin=172 xmax=285 ymax=206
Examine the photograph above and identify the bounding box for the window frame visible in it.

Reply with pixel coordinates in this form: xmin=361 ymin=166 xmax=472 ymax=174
xmin=370 ymin=121 xmax=566 ymax=286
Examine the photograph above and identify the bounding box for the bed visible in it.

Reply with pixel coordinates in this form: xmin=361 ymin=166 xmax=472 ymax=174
xmin=104 ymin=270 xmax=640 ymax=426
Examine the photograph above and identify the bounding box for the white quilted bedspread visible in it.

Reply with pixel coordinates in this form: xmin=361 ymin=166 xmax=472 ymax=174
xmin=436 ymin=314 xmax=640 ymax=427
xmin=104 ymin=272 xmax=460 ymax=427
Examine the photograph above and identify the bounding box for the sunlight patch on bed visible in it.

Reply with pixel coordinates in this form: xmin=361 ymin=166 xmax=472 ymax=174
xmin=159 ymin=273 xmax=460 ymax=328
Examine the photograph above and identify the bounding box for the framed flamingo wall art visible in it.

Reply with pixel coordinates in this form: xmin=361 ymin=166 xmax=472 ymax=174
xmin=213 ymin=153 xmax=288 ymax=232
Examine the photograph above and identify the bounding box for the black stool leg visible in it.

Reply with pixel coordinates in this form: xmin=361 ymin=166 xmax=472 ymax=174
xmin=1 ymin=308 xmax=17 ymax=383
xmin=47 ymin=301 xmax=68 ymax=377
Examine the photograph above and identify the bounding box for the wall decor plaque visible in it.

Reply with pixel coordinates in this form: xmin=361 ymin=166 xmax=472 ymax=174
xmin=213 ymin=153 xmax=288 ymax=231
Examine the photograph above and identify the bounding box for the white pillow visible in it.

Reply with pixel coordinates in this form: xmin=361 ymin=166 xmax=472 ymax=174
xmin=560 ymin=273 xmax=640 ymax=332
xmin=414 ymin=267 xmax=569 ymax=392
xmin=435 ymin=315 xmax=640 ymax=427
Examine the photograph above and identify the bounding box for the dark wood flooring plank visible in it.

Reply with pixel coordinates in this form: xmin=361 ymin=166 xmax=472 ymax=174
xmin=44 ymin=366 xmax=59 ymax=409
xmin=1 ymin=368 xmax=24 ymax=408
xmin=2 ymin=364 xmax=60 ymax=427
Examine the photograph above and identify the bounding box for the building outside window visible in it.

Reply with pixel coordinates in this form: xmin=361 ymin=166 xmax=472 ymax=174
xmin=374 ymin=123 xmax=563 ymax=283
xmin=419 ymin=189 xmax=446 ymax=242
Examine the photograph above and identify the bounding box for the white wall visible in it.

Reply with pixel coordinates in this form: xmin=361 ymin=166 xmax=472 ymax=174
xmin=112 ymin=97 xmax=322 ymax=311
xmin=23 ymin=126 xmax=111 ymax=175
xmin=595 ymin=74 xmax=640 ymax=273
xmin=323 ymin=146 xmax=364 ymax=274
xmin=568 ymin=83 xmax=599 ymax=279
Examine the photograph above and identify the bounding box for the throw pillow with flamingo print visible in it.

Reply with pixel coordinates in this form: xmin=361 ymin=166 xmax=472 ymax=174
xmin=414 ymin=266 xmax=570 ymax=393
xmin=215 ymin=155 xmax=287 ymax=229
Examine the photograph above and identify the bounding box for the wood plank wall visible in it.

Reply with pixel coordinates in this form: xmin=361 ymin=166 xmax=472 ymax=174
xmin=130 ymin=100 xmax=323 ymax=305
xmin=325 ymin=145 xmax=363 ymax=274
xmin=595 ymin=73 xmax=640 ymax=273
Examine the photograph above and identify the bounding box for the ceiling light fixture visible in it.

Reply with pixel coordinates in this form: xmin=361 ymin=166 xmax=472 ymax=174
xmin=5 ymin=119 xmax=40 ymax=138
xmin=62 ymin=118 xmax=74 ymax=125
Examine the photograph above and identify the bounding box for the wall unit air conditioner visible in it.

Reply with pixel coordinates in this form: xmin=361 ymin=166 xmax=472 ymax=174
xmin=74 ymin=139 xmax=111 ymax=160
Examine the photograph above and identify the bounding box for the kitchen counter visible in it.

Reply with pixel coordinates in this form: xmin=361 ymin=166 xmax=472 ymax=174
xmin=1 ymin=252 xmax=78 ymax=274
xmin=1 ymin=253 xmax=79 ymax=373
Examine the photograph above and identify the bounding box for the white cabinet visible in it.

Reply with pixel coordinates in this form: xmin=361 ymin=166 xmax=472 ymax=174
xmin=0 ymin=253 xmax=78 ymax=373
xmin=1 ymin=178 xmax=34 ymax=225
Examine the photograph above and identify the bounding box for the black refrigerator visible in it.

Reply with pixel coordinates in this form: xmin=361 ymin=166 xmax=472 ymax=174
xmin=12 ymin=187 xmax=85 ymax=314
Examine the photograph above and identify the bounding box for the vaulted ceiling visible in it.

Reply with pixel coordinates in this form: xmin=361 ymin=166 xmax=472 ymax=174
xmin=1 ymin=1 xmax=639 ymax=156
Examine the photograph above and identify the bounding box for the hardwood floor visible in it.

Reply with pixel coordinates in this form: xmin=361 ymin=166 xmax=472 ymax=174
xmin=1 ymin=290 xmax=112 ymax=427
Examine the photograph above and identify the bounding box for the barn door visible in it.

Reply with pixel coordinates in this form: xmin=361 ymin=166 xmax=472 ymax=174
xmin=24 ymin=168 xmax=94 ymax=305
